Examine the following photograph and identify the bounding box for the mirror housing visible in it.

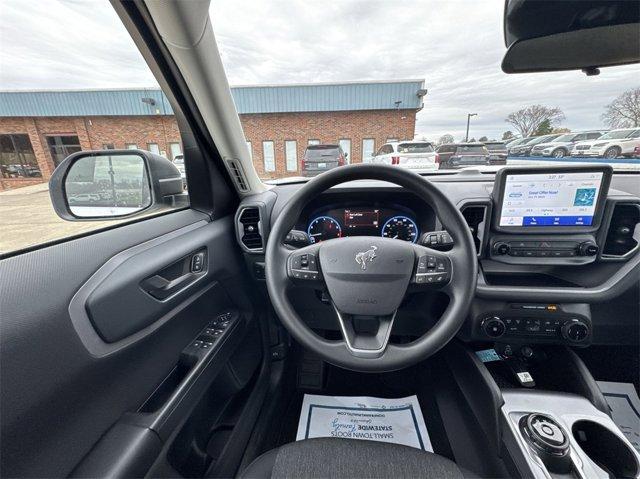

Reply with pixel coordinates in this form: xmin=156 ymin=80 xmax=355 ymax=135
xmin=502 ymin=0 xmax=640 ymax=74
xmin=49 ymin=149 xmax=185 ymax=221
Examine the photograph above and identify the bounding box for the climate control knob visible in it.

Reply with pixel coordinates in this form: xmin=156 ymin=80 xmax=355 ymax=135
xmin=482 ymin=316 xmax=506 ymax=338
xmin=561 ymin=319 xmax=590 ymax=343
xmin=577 ymin=241 xmax=598 ymax=256
xmin=494 ymin=242 xmax=510 ymax=255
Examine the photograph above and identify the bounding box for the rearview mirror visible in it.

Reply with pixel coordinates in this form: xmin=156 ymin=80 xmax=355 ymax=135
xmin=49 ymin=150 xmax=185 ymax=221
xmin=502 ymin=0 xmax=640 ymax=74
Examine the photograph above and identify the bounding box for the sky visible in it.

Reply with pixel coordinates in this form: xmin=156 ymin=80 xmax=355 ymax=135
xmin=1 ymin=0 xmax=638 ymax=141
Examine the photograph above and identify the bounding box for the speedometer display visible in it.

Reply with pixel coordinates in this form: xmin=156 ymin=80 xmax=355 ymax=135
xmin=307 ymin=216 xmax=342 ymax=243
xmin=381 ymin=215 xmax=419 ymax=242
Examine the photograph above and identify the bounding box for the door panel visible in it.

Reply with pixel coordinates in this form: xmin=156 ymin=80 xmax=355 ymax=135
xmin=0 ymin=210 xmax=251 ymax=477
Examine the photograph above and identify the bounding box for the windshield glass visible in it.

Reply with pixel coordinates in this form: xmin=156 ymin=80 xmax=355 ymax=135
xmin=398 ymin=143 xmax=434 ymax=153
xmin=305 ymin=146 xmax=340 ymax=158
xmin=457 ymin=145 xmax=487 ymax=154
xmin=217 ymin=0 xmax=640 ymax=179
xmin=2 ymin=0 xmax=639 ymax=193
xmin=552 ymin=134 xmax=577 ymax=142
xmin=598 ymin=130 xmax=634 ymax=140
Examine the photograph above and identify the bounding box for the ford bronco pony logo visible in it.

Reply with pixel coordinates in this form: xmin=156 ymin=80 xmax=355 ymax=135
xmin=355 ymin=246 xmax=378 ymax=270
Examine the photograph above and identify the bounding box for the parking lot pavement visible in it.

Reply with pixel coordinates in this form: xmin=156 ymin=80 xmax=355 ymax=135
xmin=0 ymin=183 xmax=121 ymax=255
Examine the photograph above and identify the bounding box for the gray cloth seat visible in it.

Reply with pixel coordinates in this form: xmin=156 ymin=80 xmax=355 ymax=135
xmin=240 ymin=438 xmax=474 ymax=478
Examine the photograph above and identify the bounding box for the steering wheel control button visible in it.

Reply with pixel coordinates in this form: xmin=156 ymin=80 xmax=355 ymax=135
xmin=289 ymin=252 xmax=322 ymax=281
xmin=420 ymin=230 xmax=454 ymax=249
xmin=413 ymin=254 xmax=451 ymax=285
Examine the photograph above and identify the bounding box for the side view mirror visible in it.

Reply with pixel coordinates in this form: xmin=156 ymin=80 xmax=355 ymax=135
xmin=49 ymin=149 xmax=185 ymax=221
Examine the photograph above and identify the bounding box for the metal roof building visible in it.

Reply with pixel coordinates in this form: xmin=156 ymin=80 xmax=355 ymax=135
xmin=1 ymin=80 xmax=424 ymax=189
xmin=0 ymin=80 xmax=426 ymax=117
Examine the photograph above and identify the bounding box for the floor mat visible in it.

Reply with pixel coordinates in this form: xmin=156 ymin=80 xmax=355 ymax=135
xmin=295 ymin=394 xmax=433 ymax=451
xmin=598 ymin=381 xmax=640 ymax=453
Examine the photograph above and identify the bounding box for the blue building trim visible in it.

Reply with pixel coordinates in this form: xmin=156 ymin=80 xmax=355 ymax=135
xmin=0 ymin=80 xmax=425 ymax=117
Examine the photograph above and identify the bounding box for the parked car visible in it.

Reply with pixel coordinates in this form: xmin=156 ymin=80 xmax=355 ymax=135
xmin=370 ymin=141 xmax=438 ymax=170
xmin=530 ymin=131 xmax=606 ymax=158
xmin=302 ymin=144 xmax=346 ymax=177
xmin=436 ymin=142 xmax=490 ymax=169
xmin=482 ymin=141 xmax=508 ymax=165
xmin=172 ymin=154 xmax=187 ymax=189
xmin=506 ymin=136 xmax=537 ymax=155
xmin=503 ymin=137 xmax=523 ymax=149
xmin=508 ymin=134 xmax=562 ymax=157
xmin=571 ymin=128 xmax=640 ymax=159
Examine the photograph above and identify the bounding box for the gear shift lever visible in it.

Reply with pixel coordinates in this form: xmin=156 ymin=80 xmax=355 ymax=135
xmin=519 ymin=414 xmax=572 ymax=474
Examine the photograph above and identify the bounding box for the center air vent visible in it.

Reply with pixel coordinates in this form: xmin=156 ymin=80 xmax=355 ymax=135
xmin=238 ymin=207 xmax=263 ymax=251
xmin=603 ymin=203 xmax=640 ymax=258
xmin=461 ymin=204 xmax=488 ymax=254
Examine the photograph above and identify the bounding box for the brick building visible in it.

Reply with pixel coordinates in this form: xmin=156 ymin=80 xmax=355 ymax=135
xmin=0 ymin=80 xmax=425 ymax=189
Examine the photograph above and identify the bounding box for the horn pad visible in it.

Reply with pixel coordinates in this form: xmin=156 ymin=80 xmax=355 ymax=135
xmin=319 ymin=237 xmax=415 ymax=315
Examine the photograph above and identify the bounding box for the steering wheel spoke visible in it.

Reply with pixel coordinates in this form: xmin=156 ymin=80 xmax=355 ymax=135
xmin=286 ymin=243 xmax=324 ymax=283
xmin=332 ymin=302 xmax=396 ymax=359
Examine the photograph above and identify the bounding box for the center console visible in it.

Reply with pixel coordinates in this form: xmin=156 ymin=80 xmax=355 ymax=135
xmin=443 ymin=342 xmax=640 ymax=479
xmin=502 ymin=390 xmax=640 ymax=478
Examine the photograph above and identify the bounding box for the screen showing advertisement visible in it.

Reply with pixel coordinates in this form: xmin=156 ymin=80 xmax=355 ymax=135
xmin=499 ymin=172 xmax=604 ymax=227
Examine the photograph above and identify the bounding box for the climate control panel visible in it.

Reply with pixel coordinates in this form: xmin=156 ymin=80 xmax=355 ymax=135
xmin=489 ymin=235 xmax=600 ymax=265
xmin=476 ymin=303 xmax=592 ymax=346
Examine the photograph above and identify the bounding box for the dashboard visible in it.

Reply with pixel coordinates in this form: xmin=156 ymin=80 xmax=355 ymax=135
xmin=235 ymin=166 xmax=640 ymax=349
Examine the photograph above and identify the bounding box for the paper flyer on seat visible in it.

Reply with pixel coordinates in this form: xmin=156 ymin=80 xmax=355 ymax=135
xmin=296 ymin=394 xmax=433 ymax=451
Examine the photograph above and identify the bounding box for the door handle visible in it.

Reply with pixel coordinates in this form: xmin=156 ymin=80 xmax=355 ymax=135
xmin=140 ymin=250 xmax=207 ymax=300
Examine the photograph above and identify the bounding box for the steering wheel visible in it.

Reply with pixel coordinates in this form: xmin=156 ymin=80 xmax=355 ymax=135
xmin=265 ymin=164 xmax=477 ymax=372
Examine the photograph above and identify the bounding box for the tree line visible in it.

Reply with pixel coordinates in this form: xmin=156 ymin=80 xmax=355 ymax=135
xmin=436 ymin=86 xmax=639 ymax=145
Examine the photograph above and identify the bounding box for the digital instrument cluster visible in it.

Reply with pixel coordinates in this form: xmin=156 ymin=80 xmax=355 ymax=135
xmin=306 ymin=207 xmax=420 ymax=243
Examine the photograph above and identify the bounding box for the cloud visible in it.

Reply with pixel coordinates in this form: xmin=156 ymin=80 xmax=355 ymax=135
xmin=1 ymin=0 xmax=638 ymax=141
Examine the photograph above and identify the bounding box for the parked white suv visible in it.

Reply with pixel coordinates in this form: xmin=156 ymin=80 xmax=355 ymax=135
xmin=370 ymin=141 xmax=438 ymax=170
xmin=530 ymin=130 xmax=606 ymax=158
xmin=571 ymin=128 xmax=640 ymax=159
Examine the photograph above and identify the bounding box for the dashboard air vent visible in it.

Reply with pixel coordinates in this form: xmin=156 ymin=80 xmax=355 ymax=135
xmin=461 ymin=205 xmax=487 ymax=254
xmin=239 ymin=207 xmax=263 ymax=251
xmin=603 ymin=203 xmax=640 ymax=258
xmin=227 ymin=159 xmax=249 ymax=192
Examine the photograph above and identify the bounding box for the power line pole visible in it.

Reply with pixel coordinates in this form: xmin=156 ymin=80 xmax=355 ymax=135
xmin=465 ymin=113 xmax=477 ymax=142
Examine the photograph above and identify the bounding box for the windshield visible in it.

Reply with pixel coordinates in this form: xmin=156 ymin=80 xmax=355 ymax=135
xmin=457 ymin=145 xmax=487 ymax=154
xmin=305 ymin=146 xmax=340 ymax=158
xmin=552 ymin=134 xmax=577 ymax=142
xmin=398 ymin=143 xmax=434 ymax=153
xmin=1 ymin=0 xmax=639 ymax=195
xmin=528 ymin=135 xmax=559 ymax=145
xmin=598 ymin=130 xmax=635 ymax=140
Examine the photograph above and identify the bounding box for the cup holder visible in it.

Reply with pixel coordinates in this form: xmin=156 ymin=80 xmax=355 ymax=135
xmin=572 ymin=420 xmax=639 ymax=478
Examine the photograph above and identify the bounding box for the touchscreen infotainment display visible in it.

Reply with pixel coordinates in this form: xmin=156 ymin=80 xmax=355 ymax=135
xmin=499 ymin=171 xmax=604 ymax=227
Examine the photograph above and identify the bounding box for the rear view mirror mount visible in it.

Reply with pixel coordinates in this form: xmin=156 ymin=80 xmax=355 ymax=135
xmin=502 ymin=0 xmax=640 ymax=74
